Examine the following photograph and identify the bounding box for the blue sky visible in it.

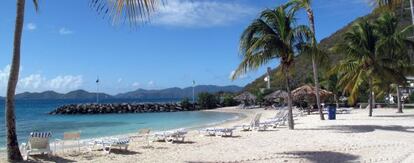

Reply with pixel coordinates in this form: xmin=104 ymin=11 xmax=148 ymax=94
xmin=0 ymin=0 xmax=371 ymax=95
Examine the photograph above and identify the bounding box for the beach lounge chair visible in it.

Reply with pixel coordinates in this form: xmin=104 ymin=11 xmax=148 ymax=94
xmin=54 ymin=131 xmax=81 ymax=153
xmin=20 ymin=132 xmax=53 ymax=160
xmin=262 ymin=110 xmax=289 ymax=128
xmin=88 ymin=137 xmax=130 ymax=154
xmin=237 ymin=113 xmax=269 ymax=131
xmin=152 ymin=128 xmax=188 ymax=143
xmin=199 ymin=127 xmax=235 ymax=137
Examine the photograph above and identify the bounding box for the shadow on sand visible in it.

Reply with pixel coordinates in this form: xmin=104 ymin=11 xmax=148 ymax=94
xmin=374 ymin=114 xmax=414 ymax=118
xmin=276 ymin=151 xmax=359 ymax=163
xmin=23 ymin=155 xmax=76 ymax=162
xmin=298 ymin=125 xmax=414 ymax=133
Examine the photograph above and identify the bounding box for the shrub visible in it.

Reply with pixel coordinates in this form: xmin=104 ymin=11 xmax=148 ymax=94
xmin=222 ymin=94 xmax=238 ymax=107
xmin=197 ymin=92 xmax=218 ymax=109
xmin=180 ymin=97 xmax=192 ymax=109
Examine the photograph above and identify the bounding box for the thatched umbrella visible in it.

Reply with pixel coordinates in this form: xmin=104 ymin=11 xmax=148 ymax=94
xmin=292 ymin=84 xmax=333 ymax=102
xmin=264 ymin=90 xmax=288 ymax=101
xmin=233 ymin=92 xmax=257 ymax=102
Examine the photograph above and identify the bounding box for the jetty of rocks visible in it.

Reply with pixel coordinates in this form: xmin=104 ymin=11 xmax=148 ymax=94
xmin=48 ymin=103 xmax=209 ymax=115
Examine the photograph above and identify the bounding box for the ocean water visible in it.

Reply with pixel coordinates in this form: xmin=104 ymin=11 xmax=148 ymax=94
xmin=0 ymin=99 xmax=239 ymax=148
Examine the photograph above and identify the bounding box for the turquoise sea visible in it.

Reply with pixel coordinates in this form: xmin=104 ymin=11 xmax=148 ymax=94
xmin=0 ymin=99 xmax=239 ymax=148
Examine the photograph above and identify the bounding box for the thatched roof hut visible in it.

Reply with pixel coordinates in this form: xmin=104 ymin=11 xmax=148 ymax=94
xmin=292 ymin=84 xmax=332 ymax=102
xmin=233 ymin=92 xmax=257 ymax=102
xmin=264 ymin=90 xmax=288 ymax=100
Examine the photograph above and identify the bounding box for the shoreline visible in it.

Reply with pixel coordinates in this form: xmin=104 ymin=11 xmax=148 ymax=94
xmin=0 ymin=107 xmax=247 ymax=153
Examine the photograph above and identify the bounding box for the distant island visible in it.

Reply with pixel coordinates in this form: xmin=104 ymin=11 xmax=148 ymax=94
xmin=0 ymin=85 xmax=242 ymax=100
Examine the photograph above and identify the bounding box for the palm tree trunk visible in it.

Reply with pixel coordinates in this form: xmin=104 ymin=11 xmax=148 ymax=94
xmin=306 ymin=8 xmax=324 ymax=120
xmin=283 ymin=67 xmax=294 ymax=130
xmin=397 ymin=86 xmax=403 ymax=113
xmin=312 ymin=56 xmax=324 ymax=120
xmin=6 ymin=0 xmax=25 ymax=161
xmin=334 ymin=94 xmax=339 ymax=109
xmin=368 ymin=78 xmax=373 ymax=117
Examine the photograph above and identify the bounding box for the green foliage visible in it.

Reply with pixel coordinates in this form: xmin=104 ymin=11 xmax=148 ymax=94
xmin=232 ymin=6 xmax=310 ymax=80
xmin=330 ymin=12 xmax=414 ymax=105
xmin=180 ymin=97 xmax=191 ymax=109
xmin=197 ymin=92 xmax=218 ymax=109
xmin=409 ymin=93 xmax=414 ymax=103
xmin=244 ymin=6 xmax=414 ymax=104
xmin=222 ymin=94 xmax=238 ymax=107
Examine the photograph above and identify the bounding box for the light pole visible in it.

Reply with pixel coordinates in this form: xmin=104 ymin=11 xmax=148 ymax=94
xmin=96 ymin=76 xmax=100 ymax=104
xmin=192 ymin=80 xmax=195 ymax=106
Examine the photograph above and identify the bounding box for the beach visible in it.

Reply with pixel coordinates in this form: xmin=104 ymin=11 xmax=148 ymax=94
xmin=4 ymin=106 xmax=413 ymax=163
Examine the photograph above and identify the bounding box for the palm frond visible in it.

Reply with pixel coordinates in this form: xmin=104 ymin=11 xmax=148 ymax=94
xmin=90 ymin=0 xmax=162 ymax=26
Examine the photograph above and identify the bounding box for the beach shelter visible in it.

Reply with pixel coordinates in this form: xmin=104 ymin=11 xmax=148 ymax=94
xmin=292 ymin=84 xmax=333 ymax=103
xmin=264 ymin=90 xmax=288 ymax=100
xmin=233 ymin=92 xmax=257 ymax=104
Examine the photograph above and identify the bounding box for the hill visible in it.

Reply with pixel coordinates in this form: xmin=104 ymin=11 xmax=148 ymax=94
xmin=115 ymin=85 xmax=243 ymax=99
xmin=10 ymin=85 xmax=242 ymax=100
xmin=244 ymin=8 xmax=412 ymax=93
xmin=14 ymin=90 xmax=112 ymax=100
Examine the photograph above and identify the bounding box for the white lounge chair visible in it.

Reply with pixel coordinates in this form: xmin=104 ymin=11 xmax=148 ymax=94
xmin=54 ymin=131 xmax=81 ymax=153
xmin=88 ymin=137 xmax=130 ymax=154
xmin=152 ymin=128 xmax=188 ymax=143
xmin=20 ymin=132 xmax=53 ymax=160
xmin=199 ymin=127 xmax=235 ymax=137
xmin=237 ymin=113 xmax=268 ymax=131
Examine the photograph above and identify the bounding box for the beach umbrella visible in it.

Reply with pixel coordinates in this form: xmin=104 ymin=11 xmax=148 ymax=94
xmin=264 ymin=90 xmax=288 ymax=101
xmin=233 ymin=92 xmax=257 ymax=102
xmin=292 ymin=84 xmax=333 ymax=102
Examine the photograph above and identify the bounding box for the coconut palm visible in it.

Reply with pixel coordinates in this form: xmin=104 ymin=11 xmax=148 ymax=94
xmin=5 ymin=0 xmax=38 ymax=161
xmin=331 ymin=19 xmax=381 ymax=117
xmin=232 ymin=6 xmax=310 ymax=129
xmin=5 ymin=0 xmax=161 ymax=161
xmin=375 ymin=12 xmax=414 ymax=113
xmin=286 ymin=0 xmax=325 ymax=120
xmin=332 ymin=12 xmax=414 ymax=117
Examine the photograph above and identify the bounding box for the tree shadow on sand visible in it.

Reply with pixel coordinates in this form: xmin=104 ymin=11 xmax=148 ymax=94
xmin=24 ymin=155 xmax=76 ymax=162
xmin=276 ymin=151 xmax=359 ymax=163
xmin=298 ymin=125 xmax=414 ymax=133
xmin=374 ymin=114 xmax=414 ymax=118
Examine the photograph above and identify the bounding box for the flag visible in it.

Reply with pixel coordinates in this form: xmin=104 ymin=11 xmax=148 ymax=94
xmin=96 ymin=77 xmax=99 ymax=83
xmin=192 ymin=80 xmax=196 ymax=85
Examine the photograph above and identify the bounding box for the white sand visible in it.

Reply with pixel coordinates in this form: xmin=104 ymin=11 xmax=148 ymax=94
xmin=2 ymin=107 xmax=414 ymax=163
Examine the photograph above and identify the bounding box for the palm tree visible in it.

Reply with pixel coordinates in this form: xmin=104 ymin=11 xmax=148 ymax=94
xmin=232 ymin=6 xmax=310 ymax=129
xmin=332 ymin=12 xmax=414 ymax=117
xmin=5 ymin=0 xmax=160 ymax=161
xmin=375 ymin=12 xmax=414 ymax=113
xmin=5 ymin=0 xmax=38 ymax=161
xmin=286 ymin=0 xmax=325 ymax=120
xmin=331 ymin=19 xmax=381 ymax=117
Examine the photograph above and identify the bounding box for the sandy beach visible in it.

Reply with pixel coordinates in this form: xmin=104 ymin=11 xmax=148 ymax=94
xmin=2 ymin=107 xmax=414 ymax=163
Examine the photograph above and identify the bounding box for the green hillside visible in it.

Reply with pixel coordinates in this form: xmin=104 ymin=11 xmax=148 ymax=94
xmin=244 ymin=8 xmax=412 ymax=95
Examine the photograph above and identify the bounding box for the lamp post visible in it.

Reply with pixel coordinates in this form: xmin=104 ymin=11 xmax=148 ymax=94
xmin=96 ymin=76 xmax=100 ymax=104
xmin=192 ymin=80 xmax=196 ymax=108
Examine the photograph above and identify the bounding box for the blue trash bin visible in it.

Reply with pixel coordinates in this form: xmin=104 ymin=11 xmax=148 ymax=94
xmin=328 ymin=105 xmax=336 ymax=120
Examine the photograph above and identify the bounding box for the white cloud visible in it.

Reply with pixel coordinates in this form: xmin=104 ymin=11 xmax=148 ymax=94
xmin=148 ymin=80 xmax=155 ymax=86
xmin=59 ymin=27 xmax=74 ymax=35
xmin=48 ymin=75 xmax=83 ymax=91
xmin=0 ymin=65 xmax=84 ymax=94
xmin=19 ymin=74 xmax=44 ymax=90
xmin=117 ymin=78 xmax=123 ymax=83
xmin=27 ymin=23 xmax=37 ymax=31
xmin=132 ymin=82 xmax=140 ymax=87
xmin=153 ymin=0 xmax=257 ymax=27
